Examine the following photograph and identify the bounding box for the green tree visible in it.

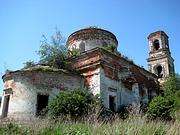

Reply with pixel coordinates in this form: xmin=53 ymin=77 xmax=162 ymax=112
xmin=38 ymin=29 xmax=68 ymax=68
xmin=175 ymin=73 xmax=180 ymax=90
xmin=23 ymin=28 xmax=81 ymax=69
xmin=163 ymin=74 xmax=177 ymax=96
xmin=147 ymin=74 xmax=180 ymax=120
xmin=146 ymin=96 xmax=174 ymax=120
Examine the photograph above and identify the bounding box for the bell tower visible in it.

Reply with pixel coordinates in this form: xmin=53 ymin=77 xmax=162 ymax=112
xmin=147 ymin=31 xmax=174 ymax=83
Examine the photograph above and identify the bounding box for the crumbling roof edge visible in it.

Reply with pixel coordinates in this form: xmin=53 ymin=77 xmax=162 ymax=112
xmin=72 ymin=47 xmax=158 ymax=78
xmin=100 ymin=48 xmax=158 ymax=78
xmin=2 ymin=65 xmax=81 ymax=81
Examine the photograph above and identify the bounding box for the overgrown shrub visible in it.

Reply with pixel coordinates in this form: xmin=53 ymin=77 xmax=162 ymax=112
xmin=146 ymin=75 xmax=180 ymax=120
xmin=146 ymin=96 xmax=175 ymax=120
xmin=48 ymin=88 xmax=99 ymax=118
xmin=170 ymin=90 xmax=180 ymax=120
xmin=174 ymin=90 xmax=180 ymax=110
xmin=163 ymin=75 xmax=177 ymax=96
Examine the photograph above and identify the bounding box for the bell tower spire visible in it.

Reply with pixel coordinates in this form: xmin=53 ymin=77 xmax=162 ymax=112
xmin=147 ymin=31 xmax=175 ymax=84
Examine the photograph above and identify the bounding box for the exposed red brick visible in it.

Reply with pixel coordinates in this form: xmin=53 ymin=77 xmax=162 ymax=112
xmin=70 ymin=48 xmax=158 ymax=93
xmin=70 ymin=49 xmax=100 ymax=70
xmin=67 ymin=27 xmax=118 ymax=46
xmin=129 ymin=67 xmax=158 ymax=91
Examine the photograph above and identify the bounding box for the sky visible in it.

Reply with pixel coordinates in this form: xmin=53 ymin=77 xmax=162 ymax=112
xmin=0 ymin=0 xmax=180 ymax=95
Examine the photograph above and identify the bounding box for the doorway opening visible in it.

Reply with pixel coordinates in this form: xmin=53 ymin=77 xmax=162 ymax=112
xmin=109 ymin=95 xmax=116 ymax=112
xmin=36 ymin=94 xmax=49 ymax=116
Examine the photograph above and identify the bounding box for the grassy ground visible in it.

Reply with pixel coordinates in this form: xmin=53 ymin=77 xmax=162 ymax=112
xmin=0 ymin=116 xmax=180 ymax=135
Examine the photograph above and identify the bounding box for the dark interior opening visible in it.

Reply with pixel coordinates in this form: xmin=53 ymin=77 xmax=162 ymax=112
xmin=3 ymin=95 xmax=10 ymax=117
xmin=109 ymin=95 xmax=115 ymax=112
xmin=36 ymin=94 xmax=49 ymax=116
xmin=2 ymin=95 xmax=10 ymax=118
xmin=153 ymin=40 xmax=160 ymax=51
xmin=156 ymin=66 xmax=163 ymax=78
xmin=79 ymin=42 xmax=85 ymax=53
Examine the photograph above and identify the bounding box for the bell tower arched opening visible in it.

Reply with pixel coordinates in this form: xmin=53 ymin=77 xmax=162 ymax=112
xmin=153 ymin=39 xmax=160 ymax=51
xmin=156 ymin=65 xmax=163 ymax=78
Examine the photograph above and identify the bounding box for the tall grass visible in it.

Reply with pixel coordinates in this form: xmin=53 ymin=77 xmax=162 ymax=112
xmin=0 ymin=115 xmax=180 ymax=135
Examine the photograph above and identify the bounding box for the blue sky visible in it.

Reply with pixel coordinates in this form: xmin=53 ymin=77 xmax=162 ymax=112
xmin=0 ymin=0 xmax=180 ymax=95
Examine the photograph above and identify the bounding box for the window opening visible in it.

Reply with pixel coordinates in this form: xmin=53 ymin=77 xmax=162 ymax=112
xmin=153 ymin=40 xmax=160 ymax=51
xmin=79 ymin=42 xmax=85 ymax=53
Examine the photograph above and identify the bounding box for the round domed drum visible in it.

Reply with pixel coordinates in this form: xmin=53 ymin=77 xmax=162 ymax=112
xmin=67 ymin=27 xmax=118 ymax=53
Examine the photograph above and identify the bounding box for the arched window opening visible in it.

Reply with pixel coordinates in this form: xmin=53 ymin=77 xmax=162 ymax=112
xmin=153 ymin=40 xmax=160 ymax=51
xmin=79 ymin=42 xmax=85 ymax=53
xmin=156 ymin=65 xmax=163 ymax=78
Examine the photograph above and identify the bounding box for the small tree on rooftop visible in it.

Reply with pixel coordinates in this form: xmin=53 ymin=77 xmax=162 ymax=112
xmin=38 ymin=29 xmax=68 ymax=68
xmin=23 ymin=60 xmax=36 ymax=68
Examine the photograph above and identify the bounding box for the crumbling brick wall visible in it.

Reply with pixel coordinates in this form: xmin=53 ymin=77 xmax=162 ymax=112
xmin=0 ymin=70 xmax=83 ymax=120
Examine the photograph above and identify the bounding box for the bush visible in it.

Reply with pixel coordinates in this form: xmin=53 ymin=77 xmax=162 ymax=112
xmin=163 ymin=75 xmax=177 ymax=96
xmin=146 ymin=96 xmax=175 ymax=120
xmin=174 ymin=90 xmax=180 ymax=109
xmin=146 ymin=75 xmax=180 ymax=121
xmin=170 ymin=90 xmax=180 ymax=120
xmin=48 ymin=88 xmax=97 ymax=118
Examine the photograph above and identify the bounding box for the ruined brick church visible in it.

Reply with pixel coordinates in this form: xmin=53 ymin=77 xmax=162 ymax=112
xmin=0 ymin=27 xmax=174 ymax=120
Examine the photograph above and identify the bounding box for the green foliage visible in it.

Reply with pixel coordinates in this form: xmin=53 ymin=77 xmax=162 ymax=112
xmin=163 ymin=74 xmax=177 ymax=96
xmin=147 ymin=75 xmax=180 ymax=120
xmin=103 ymin=44 xmax=116 ymax=53
xmin=23 ymin=60 xmax=36 ymax=68
xmin=175 ymin=73 xmax=180 ymax=90
xmin=146 ymin=96 xmax=174 ymax=120
xmin=1 ymin=116 xmax=180 ymax=135
xmin=163 ymin=74 xmax=180 ymax=112
xmin=0 ymin=123 xmax=31 ymax=135
xmin=37 ymin=28 xmax=82 ymax=69
xmin=68 ymin=47 xmax=80 ymax=57
xmin=48 ymin=88 xmax=97 ymax=118
xmin=173 ymin=90 xmax=180 ymax=112
xmin=38 ymin=29 xmax=68 ymax=68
